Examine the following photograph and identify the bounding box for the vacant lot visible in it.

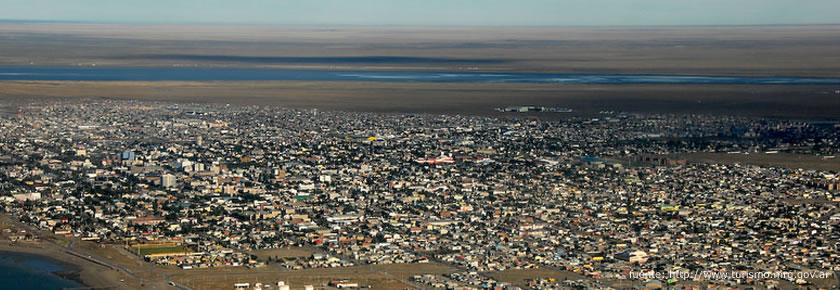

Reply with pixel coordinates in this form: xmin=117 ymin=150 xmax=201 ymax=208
xmin=131 ymin=245 xmax=189 ymax=257
xmin=249 ymin=246 xmax=317 ymax=261
xmin=672 ymin=152 xmax=840 ymax=171
xmin=485 ymin=268 xmax=586 ymax=288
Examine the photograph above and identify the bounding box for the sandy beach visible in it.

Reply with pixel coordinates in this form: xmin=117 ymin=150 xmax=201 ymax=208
xmin=0 ymin=241 xmax=126 ymax=289
xmin=0 ymin=212 xmax=151 ymax=289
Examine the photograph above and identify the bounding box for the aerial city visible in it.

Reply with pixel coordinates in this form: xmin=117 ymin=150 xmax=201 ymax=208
xmin=0 ymin=1 xmax=839 ymax=290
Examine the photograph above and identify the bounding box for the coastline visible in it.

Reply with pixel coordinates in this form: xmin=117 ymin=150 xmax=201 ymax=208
xmin=0 ymin=247 xmax=84 ymax=287
xmin=0 ymin=241 xmax=123 ymax=289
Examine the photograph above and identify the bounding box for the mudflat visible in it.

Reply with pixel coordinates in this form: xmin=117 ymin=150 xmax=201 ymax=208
xmin=1 ymin=24 xmax=839 ymax=119
xmin=1 ymin=81 xmax=838 ymax=120
xmin=1 ymin=24 xmax=840 ymax=77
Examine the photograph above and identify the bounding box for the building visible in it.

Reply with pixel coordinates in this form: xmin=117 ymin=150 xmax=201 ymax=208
xmin=13 ymin=192 xmax=41 ymax=202
xmin=121 ymin=151 xmax=136 ymax=161
xmin=330 ymin=281 xmax=359 ymax=288
xmin=416 ymin=154 xmax=454 ymax=164
xmin=162 ymin=174 xmax=176 ymax=188
xmin=616 ymin=250 xmax=649 ymax=264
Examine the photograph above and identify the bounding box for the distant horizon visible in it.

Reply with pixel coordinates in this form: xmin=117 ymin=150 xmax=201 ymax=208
xmin=3 ymin=18 xmax=840 ymax=28
xmin=1 ymin=0 xmax=838 ymax=27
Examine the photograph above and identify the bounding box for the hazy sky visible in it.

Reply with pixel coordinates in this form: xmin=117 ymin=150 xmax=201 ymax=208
xmin=0 ymin=0 xmax=837 ymax=26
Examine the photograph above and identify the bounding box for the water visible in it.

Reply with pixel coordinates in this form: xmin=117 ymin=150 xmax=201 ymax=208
xmin=1 ymin=66 xmax=839 ymax=84
xmin=127 ymin=55 xmax=506 ymax=64
xmin=0 ymin=251 xmax=84 ymax=290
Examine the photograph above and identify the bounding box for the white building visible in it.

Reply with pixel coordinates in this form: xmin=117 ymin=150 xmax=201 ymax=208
xmin=162 ymin=174 xmax=177 ymax=188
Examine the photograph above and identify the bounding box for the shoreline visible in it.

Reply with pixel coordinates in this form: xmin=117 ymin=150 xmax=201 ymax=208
xmin=4 ymin=65 xmax=840 ymax=81
xmin=0 ymin=247 xmax=85 ymax=287
xmin=0 ymin=241 xmax=122 ymax=289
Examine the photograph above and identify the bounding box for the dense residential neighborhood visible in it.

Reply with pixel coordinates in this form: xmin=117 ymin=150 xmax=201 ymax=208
xmin=1 ymin=100 xmax=839 ymax=289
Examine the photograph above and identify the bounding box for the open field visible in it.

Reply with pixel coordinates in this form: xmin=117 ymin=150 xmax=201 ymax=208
xmin=1 ymin=24 xmax=840 ymax=77
xmin=167 ymin=261 xmax=456 ymax=289
xmin=249 ymin=246 xmax=318 ymax=261
xmin=486 ymin=267 xmax=837 ymax=289
xmin=673 ymin=152 xmax=840 ymax=171
xmin=485 ymin=268 xmax=586 ymax=288
xmin=1 ymin=81 xmax=838 ymax=120
xmin=131 ymin=244 xmax=189 ymax=257
xmin=611 ymin=152 xmax=840 ymax=171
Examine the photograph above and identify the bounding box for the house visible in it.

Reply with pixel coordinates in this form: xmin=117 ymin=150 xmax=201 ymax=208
xmin=616 ymin=250 xmax=649 ymax=264
xmin=330 ymin=281 xmax=359 ymax=288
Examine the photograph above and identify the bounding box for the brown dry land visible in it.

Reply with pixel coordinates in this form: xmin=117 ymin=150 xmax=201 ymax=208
xmin=485 ymin=268 xmax=586 ymax=287
xmin=1 ymin=24 xmax=839 ymax=119
xmin=1 ymin=81 xmax=839 ymax=120
xmin=485 ymin=267 xmax=837 ymax=289
xmin=1 ymin=24 xmax=840 ymax=77
xmin=248 ymin=246 xmax=317 ymax=261
xmin=164 ymin=262 xmax=456 ymax=289
xmin=672 ymin=152 xmax=840 ymax=171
